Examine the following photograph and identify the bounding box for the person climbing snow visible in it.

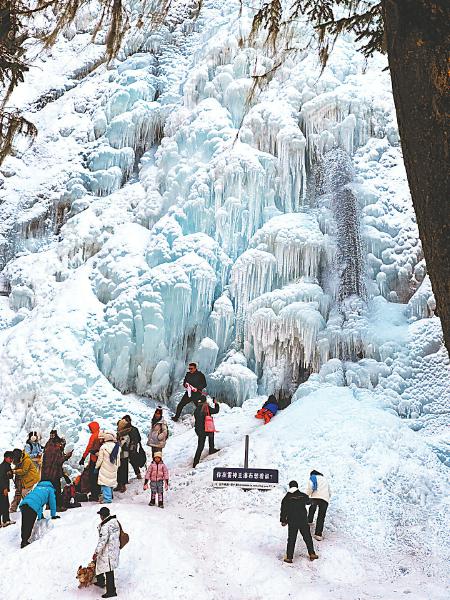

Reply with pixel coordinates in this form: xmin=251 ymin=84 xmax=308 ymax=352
xmin=255 ymin=395 xmax=279 ymax=424
xmin=0 ymin=451 xmax=15 ymax=528
xmin=19 ymin=480 xmax=59 ymax=548
xmin=24 ymin=431 xmax=44 ymax=472
xmin=96 ymin=432 xmax=121 ymax=504
xmin=306 ymin=470 xmax=331 ymax=541
xmin=172 ymin=362 xmax=207 ymax=421
xmin=193 ymin=397 xmax=220 ymax=468
xmin=146 ymin=407 xmax=169 ymax=458
xmin=280 ymin=480 xmax=318 ymax=563
xmin=143 ymin=451 xmax=169 ymax=508
xmin=122 ymin=415 xmax=143 ymax=479
xmin=79 ymin=421 xmax=102 ymax=501
xmin=93 ymin=506 xmax=121 ymax=598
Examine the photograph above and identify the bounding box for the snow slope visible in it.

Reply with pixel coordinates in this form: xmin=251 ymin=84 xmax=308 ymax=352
xmin=0 ymin=0 xmax=449 ymax=597
xmin=1 ymin=388 xmax=448 ymax=600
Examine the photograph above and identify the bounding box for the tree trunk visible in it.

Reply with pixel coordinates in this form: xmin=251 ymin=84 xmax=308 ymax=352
xmin=382 ymin=0 xmax=450 ymax=353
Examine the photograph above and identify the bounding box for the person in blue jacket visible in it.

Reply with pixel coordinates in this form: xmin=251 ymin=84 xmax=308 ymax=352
xmin=19 ymin=480 xmax=60 ymax=548
xmin=255 ymin=395 xmax=279 ymax=424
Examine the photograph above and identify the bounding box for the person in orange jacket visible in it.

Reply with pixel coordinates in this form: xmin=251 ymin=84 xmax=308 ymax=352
xmin=79 ymin=422 xmax=101 ymax=501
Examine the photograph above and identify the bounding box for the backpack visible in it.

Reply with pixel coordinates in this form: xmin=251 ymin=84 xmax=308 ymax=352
xmin=118 ymin=522 xmax=129 ymax=549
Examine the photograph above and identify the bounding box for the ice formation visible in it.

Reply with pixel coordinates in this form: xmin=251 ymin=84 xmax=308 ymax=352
xmin=0 ymin=1 xmax=448 ymax=462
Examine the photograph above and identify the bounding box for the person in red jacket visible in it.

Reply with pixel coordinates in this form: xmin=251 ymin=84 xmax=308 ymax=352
xmin=79 ymin=422 xmax=101 ymax=501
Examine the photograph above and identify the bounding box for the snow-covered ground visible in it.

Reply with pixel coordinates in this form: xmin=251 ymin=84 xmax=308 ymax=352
xmin=1 ymin=389 xmax=448 ymax=600
xmin=0 ymin=0 xmax=449 ymax=598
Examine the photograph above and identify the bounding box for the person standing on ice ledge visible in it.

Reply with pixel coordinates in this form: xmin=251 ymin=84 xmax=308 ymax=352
xmin=93 ymin=506 xmax=121 ymax=598
xmin=147 ymin=406 xmax=169 ymax=457
xmin=280 ymin=480 xmax=318 ymax=563
xmin=172 ymin=362 xmax=207 ymax=421
xmin=306 ymin=470 xmax=331 ymax=541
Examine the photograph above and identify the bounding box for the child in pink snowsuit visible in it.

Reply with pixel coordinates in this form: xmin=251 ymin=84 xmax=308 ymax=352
xmin=143 ymin=452 xmax=169 ymax=508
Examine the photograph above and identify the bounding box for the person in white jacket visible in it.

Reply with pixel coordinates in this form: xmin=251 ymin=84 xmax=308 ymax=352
xmin=93 ymin=506 xmax=120 ymax=598
xmin=306 ymin=470 xmax=331 ymax=541
xmin=96 ymin=433 xmax=121 ymax=504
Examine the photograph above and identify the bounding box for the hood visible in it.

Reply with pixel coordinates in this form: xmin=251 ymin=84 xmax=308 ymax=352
xmin=37 ymin=480 xmax=55 ymax=490
xmin=89 ymin=421 xmax=100 ymax=434
xmin=101 ymin=432 xmax=117 ymax=443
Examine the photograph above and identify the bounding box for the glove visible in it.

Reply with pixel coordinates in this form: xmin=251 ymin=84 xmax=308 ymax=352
xmin=51 ymin=516 xmax=61 ymax=520
xmin=281 ymin=522 xmax=287 ymax=527
xmin=78 ymin=457 xmax=85 ymax=466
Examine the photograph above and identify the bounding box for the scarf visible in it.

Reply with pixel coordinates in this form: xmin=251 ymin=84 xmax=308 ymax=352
xmin=310 ymin=474 xmax=318 ymax=492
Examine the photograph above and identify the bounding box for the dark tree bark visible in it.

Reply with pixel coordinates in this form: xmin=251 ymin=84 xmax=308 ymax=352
xmin=383 ymin=0 xmax=450 ymax=351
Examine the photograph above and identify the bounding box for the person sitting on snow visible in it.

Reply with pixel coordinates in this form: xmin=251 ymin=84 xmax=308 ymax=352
xmin=255 ymin=395 xmax=279 ymax=424
xmin=306 ymin=470 xmax=331 ymax=541
xmin=172 ymin=362 xmax=207 ymax=421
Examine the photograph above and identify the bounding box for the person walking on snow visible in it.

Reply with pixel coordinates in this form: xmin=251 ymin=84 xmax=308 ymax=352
xmin=96 ymin=433 xmax=121 ymax=504
xmin=280 ymin=480 xmax=318 ymax=563
xmin=306 ymin=470 xmax=331 ymax=541
xmin=115 ymin=419 xmax=131 ymax=493
xmin=24 ymin=432 xmax=44 ymax=472
xmin=193 ymin=397 xmax=220 ymax=468
xmin=79 ymin=421 xmax=102 ymax=501
xmin=143 ymin=452 xmax=169 ymax=508
xmin=122 ymin=415 xmax=143 ymax=478
xmin=93 ymin=506 xmax=120 ymax=598
xmin=19 ymin=480 xmax=59 ymax=548
xmin=255 ymin=395 xmax=279 ymax=424
xmin=146 ymin=407 xmax=169 ymax=458
xmin=0 ymin=451 xmax=15 ymax=528
xmin=172 ymin=362 xmax=207 ymax=421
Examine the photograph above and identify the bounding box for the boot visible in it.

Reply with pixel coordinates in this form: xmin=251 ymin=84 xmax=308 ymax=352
xmin=158 ymin=503 xmax=164 ymax=509
xmin=193 ymin=460 xmax=199 ymax=468
xmin=102 ymin=593 xmax=117 ymax=599
xmin=149 ymin=497 xmax=155 ymax=506
xmin=94 ymin=580 xmax=105 ymax=588
xmin=21 ymin=541 xmax=30 ymax=549
xmin=209 ymin=448 xmax=220 ymax=455
xmin=313 ymin=534 xmax=323 ymax=541
xmin=2 ymin=521 xmax=16 ymax=527
xmin=283 ymin=557 xmax=293 ymax=564
xmin=309 ymin=553 xmax=319 ymax=561
xmin=171 ymin=416 xmax=179 ymax=422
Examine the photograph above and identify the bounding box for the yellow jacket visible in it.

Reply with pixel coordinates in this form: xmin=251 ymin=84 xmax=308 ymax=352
xmin=14 ymin=452 xmax=40 ymax=489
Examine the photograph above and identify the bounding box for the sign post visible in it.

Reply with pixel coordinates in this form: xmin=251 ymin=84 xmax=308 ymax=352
xmin=212 ymin=436 xmax=278 ymax=490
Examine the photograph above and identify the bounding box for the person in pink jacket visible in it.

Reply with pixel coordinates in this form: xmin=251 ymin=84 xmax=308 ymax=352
xmin=143 ymin=452 xmax=169 ymax=508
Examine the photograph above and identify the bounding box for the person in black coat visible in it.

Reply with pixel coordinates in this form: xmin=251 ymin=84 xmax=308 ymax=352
xmin=0 ymin=451 xmax=15 ymax=527
xmin=192 ymin=398 xmax=220 ymax=468
xmin=172 ymin=363 xmax=207 ymax=421
xmin=123 ymin=415 xmax=143 ymax=479
xmin=280 ymin=480 xmax=318 ymax=563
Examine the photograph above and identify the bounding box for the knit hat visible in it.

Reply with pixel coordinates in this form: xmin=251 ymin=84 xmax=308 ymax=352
xmin=288 ymin=480 xmax=298 ymax=493
xmin=153 ymin=452 xmax=163 ymax=460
